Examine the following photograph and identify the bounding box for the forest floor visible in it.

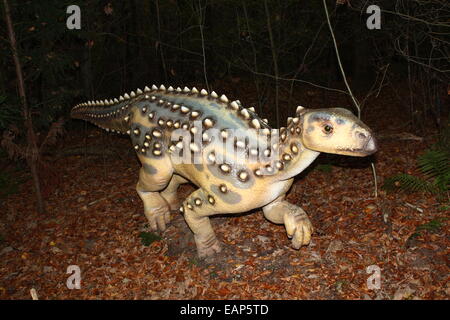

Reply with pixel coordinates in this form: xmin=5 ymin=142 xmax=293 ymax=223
xmin=0 ymin=83 xmax=448 ymax=299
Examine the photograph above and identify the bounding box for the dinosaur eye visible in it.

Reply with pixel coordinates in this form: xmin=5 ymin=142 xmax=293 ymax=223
xmin=323 ymin=124 xmax=333 ymax=134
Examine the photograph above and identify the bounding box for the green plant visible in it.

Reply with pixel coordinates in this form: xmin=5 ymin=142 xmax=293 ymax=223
xmin=139 ymin=231 xmax=161 ymax=246
xmin=417 ymin=149 xmax=450 ymax=192
xmin=408 ymin=217 xmax=447 ymax=241
xmin=382 ymin=129 xmax=450 ymax=197
xmin=382 ymin=173 xmax=441 ymax=194
xmin=316 ymin=163 xmax=333 ymax=173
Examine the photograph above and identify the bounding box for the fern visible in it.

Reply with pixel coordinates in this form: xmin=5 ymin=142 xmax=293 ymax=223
xmin=407 ymin=218 xmax=447 ymax=242
xmin=418 ymin=150 xmax=449 ymax=178
xmin=418 ymin=150 xmax=450 ymax=192
xmin=382 ymin=129 xmax=450 ymax=195
xmin=382 ymin=173 xmax=439 ymax=194
xmin=434 ymin=122 xmax=450 ymax=151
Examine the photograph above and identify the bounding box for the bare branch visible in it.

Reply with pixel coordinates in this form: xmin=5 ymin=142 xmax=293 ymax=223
xmin=322 ymin=0 xmax=361 ymax=117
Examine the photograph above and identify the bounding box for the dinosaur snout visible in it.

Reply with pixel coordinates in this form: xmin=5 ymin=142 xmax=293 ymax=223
xmin=363 ymin=135 xmax=377 ymax=155
xmin=354 ymin=129 xmax=377 ymax=155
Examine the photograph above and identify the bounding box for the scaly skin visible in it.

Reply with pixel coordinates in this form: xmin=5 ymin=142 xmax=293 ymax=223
xmin=71 ymin=84 xmax=377 ymax=258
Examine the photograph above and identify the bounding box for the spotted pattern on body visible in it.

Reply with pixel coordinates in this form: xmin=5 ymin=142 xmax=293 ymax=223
xmin=71 ymin=85 xmax=378 ymax=258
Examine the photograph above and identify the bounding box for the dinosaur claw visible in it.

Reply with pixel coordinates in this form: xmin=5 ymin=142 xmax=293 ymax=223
xmin=283 ymin=206 xmax=313 ymax=249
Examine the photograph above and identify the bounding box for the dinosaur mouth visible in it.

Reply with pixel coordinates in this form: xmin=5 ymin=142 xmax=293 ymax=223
xmin=337 ymin=147 xmax=365 ymax=154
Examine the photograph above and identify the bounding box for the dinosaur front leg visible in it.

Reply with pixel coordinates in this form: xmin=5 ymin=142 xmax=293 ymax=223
xmin=181 ymin=188 xmax=222 ymax=258
xmin=263 ymin=195 xmax=314 ymax=249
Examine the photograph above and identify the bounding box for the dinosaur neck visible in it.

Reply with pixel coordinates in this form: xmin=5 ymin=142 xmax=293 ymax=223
xmin=274 ymin=125 xmax=320 ymax=181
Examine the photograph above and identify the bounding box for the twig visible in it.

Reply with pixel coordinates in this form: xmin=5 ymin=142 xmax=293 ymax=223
xmin=198 ymin=0 xmax=209 ymax=91
xmin=3 ymin=0 xmax=45 ymax=213
xmin=242 ymin=2 xmax=263 ymax=115
xmin=322 ymin=0 xmax=360 ymax=117
xmin=288 ymin=20 xmax=327 ymax=107
xmin=242 ymin=66 xmax=349 ymax=95
xmin=381 ymin=8 xmax=450 ymax=28
xmin=155 ymin=0 xmax=168 ymax=82
xmin=30 ymin=288 xmax=39 ymax=300
xmin=376 ymin=64 xmax=390 ymax=98
xmin=404 ymin=202 xmax=424 ymax=213
xmin=323 ymin=0 xmax=378 ymax=199
xmin=264 ymin=0 xmax=280 ymax=127
xmin=87 ymin=193 xmax=118 ymax=206
xmin=371 ymin=162 xmax=378 ymax=198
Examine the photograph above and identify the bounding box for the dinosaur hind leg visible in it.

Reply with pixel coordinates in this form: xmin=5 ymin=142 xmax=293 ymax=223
xmin=182 ymin=188 xmax=222 ymax=258
xmin=160 ymin=174 xmax=188 ymax=211
xmin=136 ymin=158 xmax=173 ymax=231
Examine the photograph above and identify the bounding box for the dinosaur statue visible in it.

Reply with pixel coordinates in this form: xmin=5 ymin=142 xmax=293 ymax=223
xmin=71 ymin=85 xmax=377 ymax=258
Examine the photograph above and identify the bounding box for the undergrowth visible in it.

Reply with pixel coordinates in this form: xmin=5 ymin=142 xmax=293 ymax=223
xmin=382 ymin=125 xmax=450 ymax=201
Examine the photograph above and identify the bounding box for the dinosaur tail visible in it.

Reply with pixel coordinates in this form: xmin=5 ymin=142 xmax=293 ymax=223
xmin=71 ymin=98 xmax=132 ymax=134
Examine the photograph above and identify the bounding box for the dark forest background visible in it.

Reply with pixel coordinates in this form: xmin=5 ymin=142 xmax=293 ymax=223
xmin=1 ymin=0 xmax=448 ymax=129
xmin=0 ymin=0 xmax=449 ymax=212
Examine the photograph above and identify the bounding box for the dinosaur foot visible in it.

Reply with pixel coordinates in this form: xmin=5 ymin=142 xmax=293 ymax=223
xmin=195 ymin=235 xmax=222 ymax=259
xmin=283 ymin=204 xmax=314 ymax=249
xmin=145 ymin=204 xmax=171 ymax=232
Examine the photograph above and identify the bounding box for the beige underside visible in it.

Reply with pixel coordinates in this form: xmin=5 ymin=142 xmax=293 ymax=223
xmin=131 ymin=106 xmax=316 ymax=258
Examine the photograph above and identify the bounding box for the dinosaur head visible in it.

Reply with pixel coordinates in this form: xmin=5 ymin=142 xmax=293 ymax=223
xmin=295 ymin=107 xmax=377 ymax=157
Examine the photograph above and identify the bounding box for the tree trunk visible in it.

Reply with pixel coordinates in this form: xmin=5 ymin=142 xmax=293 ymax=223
xmin=2 ymin=0 xmax=45 ymax=213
